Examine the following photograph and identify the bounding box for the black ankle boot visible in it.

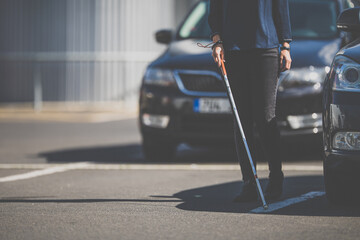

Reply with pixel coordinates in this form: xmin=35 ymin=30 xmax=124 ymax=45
xmin=265 ymin=172 xmax=284 ymax=200
xmin=233 ymin=180 xmax=258 ymax=202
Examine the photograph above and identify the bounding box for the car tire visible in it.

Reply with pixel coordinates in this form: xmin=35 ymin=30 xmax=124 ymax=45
xmin=142 ymin=135 xmax=177 ymax=162
xmin=324 ymin=164 xmax=353 ymax=204
xmin=324 ymin=167 xmax=344 ymax=204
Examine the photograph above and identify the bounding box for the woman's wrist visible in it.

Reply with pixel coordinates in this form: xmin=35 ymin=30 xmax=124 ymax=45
xmin=212 ymin=40 xmax=223 ymax=50
xmin=280 ymin=42 xmax=290 ymax=51
xmin=212 ymin=34 xmax=221 ymax=43
xmin=281 ymin=42 xmax=290 ymax=48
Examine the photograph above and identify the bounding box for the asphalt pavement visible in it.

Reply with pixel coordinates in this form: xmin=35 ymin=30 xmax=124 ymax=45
xmin=0 ymin=116 xmax=359 ymax=240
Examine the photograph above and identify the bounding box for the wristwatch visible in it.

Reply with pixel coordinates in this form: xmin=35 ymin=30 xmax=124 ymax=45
xmin=212 ymin=40 xmax=223 ymax=50
xmin=280 ymin=45 xmax=290 ymax=51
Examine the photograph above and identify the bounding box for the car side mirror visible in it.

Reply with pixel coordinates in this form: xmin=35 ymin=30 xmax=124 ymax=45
xmin=337 ymin=7 xmax=360 ymax=33
xmin=155 ymin=29 xmax=173 ymax=44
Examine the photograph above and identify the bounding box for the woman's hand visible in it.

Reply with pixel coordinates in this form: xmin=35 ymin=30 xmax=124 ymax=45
xmin=280 ymin=46 xmax=292 ymax=72
xmin=211 ymin=34 xmax=224 ymax=67
xmin=212 ymin=44 xmax=225 ymax=67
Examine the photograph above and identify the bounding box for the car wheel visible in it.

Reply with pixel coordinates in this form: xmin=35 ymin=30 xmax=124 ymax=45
xmin=324 ymin=164 xmax=353 ymax=204
xmin=142 ymin=135 xmax=177 ymax=161
xmin=324 ymin=167 xmax=344 ymax=204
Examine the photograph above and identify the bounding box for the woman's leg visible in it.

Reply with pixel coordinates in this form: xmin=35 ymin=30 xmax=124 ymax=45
xmin=251 ymin=48 xmax=284 ymax=198
xmin=225 ymin=50 xmax=261 ymax=202
xmin=225 ymin=50 xmax=256 ymax=183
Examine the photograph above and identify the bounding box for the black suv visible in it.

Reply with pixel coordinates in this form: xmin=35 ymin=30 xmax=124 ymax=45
xmin=139 ymin=0 xmax=354 ymax=161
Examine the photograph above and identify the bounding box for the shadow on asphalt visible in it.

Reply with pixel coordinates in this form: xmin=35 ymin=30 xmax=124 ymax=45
xmin=0 ymin=198 xmax=182 ymax=203
xmin=39 ymin=144 xmax=145 ymax=163
xmin=39 ymin=144 xmax=237 ymax=163
xmin=38 ymin=139 xmax=323 ymax=164
xmin=2 ymin=176 xmax=359 ymax=217
xmin=168 ymin=175 xmax=360 ymax=217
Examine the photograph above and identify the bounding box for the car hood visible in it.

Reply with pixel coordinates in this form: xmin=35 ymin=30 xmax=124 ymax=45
xmin=290 ymin=38 xmax=341 ymax=68
xmin=336 ymin=38 xmax=360 ymax=63
xmin=149 ymin=38 xmax=342 ymax=70
xmin=149 ymin=39 xmax=217 ymax=72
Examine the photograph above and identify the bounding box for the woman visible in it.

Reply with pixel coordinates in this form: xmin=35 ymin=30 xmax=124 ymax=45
xmin=208 ymin=0 xmax=292 ymax=202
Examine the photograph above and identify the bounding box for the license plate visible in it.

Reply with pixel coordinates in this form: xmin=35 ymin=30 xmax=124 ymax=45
xmin=194 ymin=98 xmax=231 ymax=113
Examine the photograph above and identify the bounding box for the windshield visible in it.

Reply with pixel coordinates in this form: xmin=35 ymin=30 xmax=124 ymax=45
xmin=177 ymin=0 xmax=339 ymax=40
xmin=289 ymin=0 xmax=338 ymax=39
xmin=178 ymin=1 xmax=211 ymax=39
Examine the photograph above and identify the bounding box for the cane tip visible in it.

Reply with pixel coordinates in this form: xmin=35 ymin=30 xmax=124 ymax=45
xmin=263 ymin=205 xmax=269 ymax=210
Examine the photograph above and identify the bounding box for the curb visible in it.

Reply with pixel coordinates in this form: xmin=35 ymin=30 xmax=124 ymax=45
xmin=0 ymin=103 xmax=138 ymax=123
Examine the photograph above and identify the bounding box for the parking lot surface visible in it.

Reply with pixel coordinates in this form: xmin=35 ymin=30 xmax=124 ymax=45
xmin=0 ymin=118 xmax=359 ymax=240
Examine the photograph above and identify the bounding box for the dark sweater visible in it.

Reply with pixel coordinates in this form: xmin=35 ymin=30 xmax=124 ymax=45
xmin=208 ymin=0 xmax=292 ymax=50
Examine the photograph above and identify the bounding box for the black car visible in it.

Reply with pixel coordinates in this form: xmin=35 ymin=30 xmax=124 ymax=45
xmin=322 ymin=7 xmax=360 ymax=203
xmin=139 ymin=0 xmax=355 ymax=161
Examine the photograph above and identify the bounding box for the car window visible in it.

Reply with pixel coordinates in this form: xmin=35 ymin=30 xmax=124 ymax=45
xmin=177 ymin=0 xmax=339 ymax=40
xmin=289 ymin=0 xmax=338 ymax=39
xmin=178 ymin=1 xmax=211 ymax=39
xmin=343 ymin=0 xmax=355 ymax=8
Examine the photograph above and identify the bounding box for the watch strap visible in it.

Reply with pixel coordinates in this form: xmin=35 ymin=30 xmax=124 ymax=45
xmin=280 ymin=46 xmax=290 ymax=51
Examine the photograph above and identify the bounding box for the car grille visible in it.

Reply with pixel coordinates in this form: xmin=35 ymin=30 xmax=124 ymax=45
xmin=177 ymin=72 xmax=226 ymax=93
xmin=179 ymin=115 xmax=233 ymax=134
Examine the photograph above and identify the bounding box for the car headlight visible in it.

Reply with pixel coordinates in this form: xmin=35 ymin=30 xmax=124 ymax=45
xmin=143 ymin=68 xmax=176 ymax=87
xmin=332 ymin=56 xmax=360 ymax=92
xmin=278 ymin=66 xmax=328 ymax=92
xmin=333 ymin=131 xmax=360 ymax=151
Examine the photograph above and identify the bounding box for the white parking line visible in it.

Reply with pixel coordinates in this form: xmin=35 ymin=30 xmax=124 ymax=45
xmin=250 ymin=191 xmax=325 ymax=213
xmin=0 ymin=162 xmax=90 ymax=183
xmin=0 ymin=163 xmax=323 ymax=171
xmin=0 ymin=163 xmax=322 ymax=183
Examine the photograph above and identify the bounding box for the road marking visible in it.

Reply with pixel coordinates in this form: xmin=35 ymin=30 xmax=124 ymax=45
xmin=0 ymin=162 xmax=90 ymax=183
xmin=0 ymin=163 xmax=323 ymax=171
xmin=250 ymin=191 xmax=325 ymax=213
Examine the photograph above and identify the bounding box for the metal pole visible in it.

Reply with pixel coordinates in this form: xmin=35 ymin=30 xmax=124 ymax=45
xmin=33 ymin=63 xmax=42 ymax=112
xmin=220 ymin=59 xmax=268 ymax=210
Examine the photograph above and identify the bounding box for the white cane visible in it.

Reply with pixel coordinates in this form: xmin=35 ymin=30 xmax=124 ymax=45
xmin=219 ymin=59 xmax=268 ymax=210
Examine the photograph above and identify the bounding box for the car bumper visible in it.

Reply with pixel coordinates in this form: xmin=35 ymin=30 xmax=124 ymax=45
xmin=140 ymin=83 xmax=324 ymax=144
xmin=277 ymin=87 xmax=323 ymax=137
xmin=325 ymin=151 xmax=360 ymax=171
xmin=324 ymin=91 xmax=360 ymax=170
xmin=139 ymin=86 xmax=234 ymax=145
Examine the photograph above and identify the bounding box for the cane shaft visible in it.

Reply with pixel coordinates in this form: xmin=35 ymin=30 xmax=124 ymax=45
xmin=220 ymin=60 xmax=268 ymax=210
